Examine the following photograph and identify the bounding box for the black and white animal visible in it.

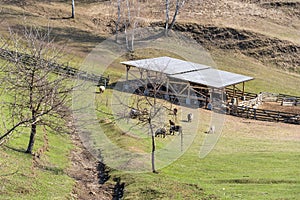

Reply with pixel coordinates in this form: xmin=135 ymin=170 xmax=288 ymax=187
xmin=99 ymin=86 xmax=105 ymax=93
xmin=187 ymin=113 xmax=193 ymax=122
xmin=155 ymin=128 xmax=166 ymax=138
xmin=169 ymin=125 xmax=182 ymax=135
xmin=129 ymin=108 xmax=140 ymax=119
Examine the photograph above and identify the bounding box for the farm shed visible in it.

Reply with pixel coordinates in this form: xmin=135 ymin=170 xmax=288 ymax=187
xmin=121 ymin=57 xmax=253 ymax=106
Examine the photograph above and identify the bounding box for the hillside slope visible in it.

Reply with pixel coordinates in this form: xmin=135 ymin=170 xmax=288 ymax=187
xmin=0 ymin=0 xmax=299 ymax=199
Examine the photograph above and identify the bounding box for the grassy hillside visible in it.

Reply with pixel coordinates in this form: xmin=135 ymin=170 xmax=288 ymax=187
xmin=0 ymin=0 xmax=299 ymax=199
xmin=98 ymin=105 xmax=300 ymax=199
xmin=0 ymin=127 xmax=74 ymax=200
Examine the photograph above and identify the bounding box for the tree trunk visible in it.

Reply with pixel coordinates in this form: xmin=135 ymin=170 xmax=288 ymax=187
xmin=115 ymin=0 xmax=121 ymax=42
xmin=26 ymin=112 xmax=37 ymax=154
xmin=168 ymin=0 xmax=185 ymax=32
xmin=165 ymin=0 xmax=170 ymax=36
xmin=71 ymin=0 xmax=75 ymax=18
xmin=149 ymin=120 xmax=156 ymax=173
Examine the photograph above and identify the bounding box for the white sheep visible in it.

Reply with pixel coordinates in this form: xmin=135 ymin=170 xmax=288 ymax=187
xmin=99 ymin=86 xmax=105 ymax=93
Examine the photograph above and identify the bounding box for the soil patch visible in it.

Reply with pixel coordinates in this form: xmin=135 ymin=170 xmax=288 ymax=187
xmin=68 ymin=133 xmax=113 ymax=200
xmin=260 ymin=102 xmax=300 ymax=114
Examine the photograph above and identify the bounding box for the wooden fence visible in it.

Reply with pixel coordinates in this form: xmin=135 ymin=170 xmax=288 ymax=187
xmin=228 ymin=106 xmax=300 ymax=125
xmin=0 ymin=48 xmax=109 ymax=86
xmin=277 ymin=93 xmax=300 ymax=102
xmin=262 ymin=92 xmax=300 ymax=103
xmin=226 ymin=87 xmax=257 ymax=100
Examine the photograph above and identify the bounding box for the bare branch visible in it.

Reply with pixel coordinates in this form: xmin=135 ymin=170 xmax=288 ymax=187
xmin=0 ymin=24 xmax=74 ymax=153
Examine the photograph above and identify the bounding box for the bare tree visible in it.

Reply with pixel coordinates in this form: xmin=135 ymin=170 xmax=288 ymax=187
xmin=111 ymin=63 xmax=181 ymax=173
xmin=165 ymin=0 xmax=186 ymax=35
xmin=115 ymin=0 xmax=121 ymax=42
xmin=165 ymin=0 xmax=170 ymax=35
xmin=0 ymin=26 xmax=73 ymax=154
xmin=130 ymin=89 xmax=169 ymax=173
xmin=114 ymin=0 xmax=141 ymax=51
xmin=71 ymin=0 xmax=75 ymax=18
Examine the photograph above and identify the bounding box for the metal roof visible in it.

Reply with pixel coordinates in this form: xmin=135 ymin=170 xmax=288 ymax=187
xmin=170 ymin=68 xmax=254 ymax=88
xmin=121 ymin=56 xmax=254 ymax=88
xmin=121 ymin=56 xmax=209 ymax=75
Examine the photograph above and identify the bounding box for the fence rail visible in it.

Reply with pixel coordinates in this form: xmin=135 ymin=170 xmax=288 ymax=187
xmin=228 ymin=106 xmax=300 ymax=124
xmin=277 ymin=93 xmax=300 ymax=102
xmin=225 ymin=87 xmax=257 ymax=100
xmin=0 ymin=48 xmax=109 ymax=86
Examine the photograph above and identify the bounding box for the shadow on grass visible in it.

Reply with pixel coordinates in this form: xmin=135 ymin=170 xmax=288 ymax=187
xmin=215 ymin=178 xmax=299 ymax=184
xmin=0 ymin=169 xmax=19 ymax=177
xmin=10 ymin=25 xmax=106 ymax=53
xmin=4 ymin=145 xmax=26 ymax=153
xmin=97 ymin=161 xmax=111 ymax=184
xmin=50 ymin=16 xmax=74 ymax=20
xmin=36 ymin=164 xmax=65 ymax=175
xmin=112 ymin=177 xmax=125 ymax=200
xmin=140 ymin=187 xmax=164 ymax=199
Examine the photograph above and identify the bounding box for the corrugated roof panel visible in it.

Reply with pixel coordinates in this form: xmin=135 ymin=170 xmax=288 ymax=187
xmin=121 ymin=57 xmax=254 ymax=88
xmin=170 ymin=68 xmax=253 ymax=88
xmin=121 ymin=56 xmax=209 ymax=75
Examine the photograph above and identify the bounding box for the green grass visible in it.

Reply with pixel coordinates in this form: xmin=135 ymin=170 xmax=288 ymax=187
xmin=92 ymin=49 xmax=300 ymax=199
xmin=0 ymin=53 xmax=76 ymax=199
xmin=213 ymin=50 xmax=300 ymax=96
xmin=0 ymin=128 xmax=74 ymax=200
xmin=1 ymin=6 xmax=300 ymax=198
xmin=104 ymin=113 xmax=300 ymax=199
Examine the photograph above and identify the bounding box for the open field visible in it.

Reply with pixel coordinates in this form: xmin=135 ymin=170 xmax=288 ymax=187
xmin=0 ymin=127 xmax=74 ymax=200
xmin=97 ymin=102 xmax=300 ymax=199
xmin=0 ymin=0 xmax=299 ymax=199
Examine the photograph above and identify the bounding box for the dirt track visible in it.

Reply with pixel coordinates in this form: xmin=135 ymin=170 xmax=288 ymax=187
xmin=68 ymin=132 xmax=113 ymax=200
xmin=260 ymin=102 xmax=300 ymax=114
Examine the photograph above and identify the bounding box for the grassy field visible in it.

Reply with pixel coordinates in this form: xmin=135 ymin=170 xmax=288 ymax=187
xmin=93 ymin=49 xmax=300 ymax=199
xmin=0 ymin=128 xmax=74 ymax=200
xmin=1 ymin=0 xmax=300 ymax=199
xmin=0 ymin=57 xmax=75 ymax=199
xmin=212 ymin=50 xmax=300 ymax=96
xmin=98 ymin=105 xmax=300 ymax=199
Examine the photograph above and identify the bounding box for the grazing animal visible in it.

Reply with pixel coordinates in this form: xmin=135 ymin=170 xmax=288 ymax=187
xmin=207 ymin=125 xmax=215 ymax=134
xmin=155 ymin=128 xmax=166 ymax=138
xmin=169 ymin=125 xmax=182 ymax=135
xmin=173 ymin=108 xmax=178 ymax=116
xmin=99 ymin=86 xmax=105 ymax=93
xmin=129 ymin=108 xmax=148 ymax=121
xmin=169 ymin=120 xmax=175 ymax=126
xmin=187 ymin=113 xmax=193 ymax=122
xmin=129 ymin=108 xmax=140 ymax=119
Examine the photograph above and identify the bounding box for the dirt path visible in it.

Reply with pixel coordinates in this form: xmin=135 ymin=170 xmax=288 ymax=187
xmin=68 ymin=133 xmax=113 ymax=200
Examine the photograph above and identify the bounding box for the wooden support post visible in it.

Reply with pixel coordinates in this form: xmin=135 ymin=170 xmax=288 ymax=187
xmin=166 ymin=79 xmax=169 ymax=93
xmin=139 ymin=69 xmax=143 ymax=79
xmin=233 ymin=85 xmax=236 ymax=99
xmin=186 ymin=83 xmax=191 ymax=105
xmin=126 ymin=65 xmax=130 ymax=81
xmin=187 ymin=83 xmax=191 ymax=98
xmin=242 ymin=82 xmax=245 ymax=98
